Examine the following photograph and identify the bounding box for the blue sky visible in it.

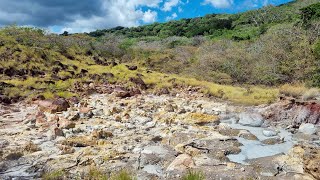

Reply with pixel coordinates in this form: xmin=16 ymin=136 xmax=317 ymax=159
xmin=0 ymin=0 xmax=293 ymax=33
xmin=153 ymin=0 xmax=293 ymax=22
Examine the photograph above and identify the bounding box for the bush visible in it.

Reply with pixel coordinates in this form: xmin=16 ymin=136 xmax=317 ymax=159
xmin=42 ymin=170 xmax=66 ymax=180
xmin=302 ymin=88 xmax=320 ymax=100
xmin=279 ymin=84 xmax=307 ymax=97
xmin=110 ymin=170 xmax=134 ymax=180
xmin=181 ymin=170 xmax=205 ymax=180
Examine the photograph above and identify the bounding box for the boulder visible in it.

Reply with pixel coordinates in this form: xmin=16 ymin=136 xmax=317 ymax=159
xmin=299 ymin=123 xmax=317 ymax=135
xmin=0 ymin=95 xmax=11 ymax=104
xmin=126 ymin=65 xmax=138 ymax=71
xmin=114 ymin=87 xmax=131 ymax=98
xmin=262 ymin=129 xmax=278 ymax=137
xmin=38 ymin=98 xmax=70 ymax=113
xmin=166 ymin=154 xmax=195 ymax=171
xmin=52 ymin=98 xmax=70 ymax=112
xmin=0 ymin=139 xmax=9 ymax=148
xmin=79 ymin=107 xmax=93 ymax=118
xmin=129 ymin=77 xmax=147 ymax=90
xmin=185 ymin=113 xmax=220 ymax=125
xmin=239 ymin=112 xmax=264 ymax=127
xmin=58 ymin=119 xmax=76 ymax=129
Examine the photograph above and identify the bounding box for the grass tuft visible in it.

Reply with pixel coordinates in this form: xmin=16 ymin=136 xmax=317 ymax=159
xmin=181 ymin=170 xmax=205 ymax=180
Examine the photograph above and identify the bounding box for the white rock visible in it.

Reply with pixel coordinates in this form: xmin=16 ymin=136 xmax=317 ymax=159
xmin=262 ymin=129 xmax=278 ymax=137
xmin=299 ymin=123 xmax=317 ymax=135
xmin=239 ymin=112 xmax=264 ymax=127
xmin=166 ymin=154 xmax=194 ymax=171
xmin=218 ymin=123 xmax=231 ymax=130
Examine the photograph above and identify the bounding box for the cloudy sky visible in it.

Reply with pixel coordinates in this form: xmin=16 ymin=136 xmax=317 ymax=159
xmin=0 ymin=0 xmax=292 ymax=33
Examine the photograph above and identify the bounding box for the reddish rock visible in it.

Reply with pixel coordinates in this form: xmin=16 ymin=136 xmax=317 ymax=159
xmin=114 ymin=87 xmax=131 ymax=98
xmin=35 ymin=111 xmax=47 ymax=127
xmin=262 ymin=98 xmax=320 ymax=125
xmin=68 ymin=96 xmax=79 ymax=105
xmin=129 ymin=77 xmax=147 ymax=90
xmin=37 ymin=98 xmax=70 ymax=113
xmin=80 ymin=107 xmax=93 ymax=118
xmin=52 ymin=98 xmax=70 ymax=112
xmin=58 ymin=118 xmax=76 ymax=129
xmin=129 ymin=88 xmax=141 ymax=96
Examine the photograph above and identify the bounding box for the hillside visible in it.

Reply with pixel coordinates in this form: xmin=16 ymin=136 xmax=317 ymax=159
xmin=0 ymin=0 xmax=319 ymax=105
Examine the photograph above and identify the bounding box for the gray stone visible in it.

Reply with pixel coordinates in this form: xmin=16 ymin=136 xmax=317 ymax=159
xmin=299 ymin=123 xmax=317 ymax=135
xmin=239 ymin=112 xmax=264 ymax=127
xmin=0 ymin=139 xmax=9 ymax=148
xmin=262 ymin=129 xmax=278 ymax=137
xmin=143 ymin=165 xmax=163 ymax=176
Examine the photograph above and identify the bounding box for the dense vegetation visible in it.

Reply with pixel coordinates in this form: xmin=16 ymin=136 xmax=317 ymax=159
xmin=0 ymin=0 xmax=319 ymax=105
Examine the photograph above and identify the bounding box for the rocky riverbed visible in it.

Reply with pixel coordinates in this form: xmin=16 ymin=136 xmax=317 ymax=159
xmin=0 ymin=88 xmax=319 ymax=179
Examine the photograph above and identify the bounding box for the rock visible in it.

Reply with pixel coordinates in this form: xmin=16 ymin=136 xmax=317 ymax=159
xmin=91 ymin=130 xmax=113 ymax=139
xmin=68 ymin=96 xmax=79 ymax=105
xmin=303 ymin=146 xmax=320 ymax=179
xmin=299 ymin=123 xmax=317 ymax=135
xmin=165 ymin=104 xmax=175 ymax=112
xmin=238 ymin=130 xmax=258 ymax=140
xmin=178 ymin=108 xmax=186 ymax=114
xmin=35 ymin=111 xmax=47 ymax=127
xmin=92 ymin=109 xmax=104 ymax=117
xmin=185 ymin=146 xmax=201 ymax=157
xmin=38 ymin=98 xmax=70 ymax=113
xmin=262 ymin=129 xmax=278 ymax=137
xmin=129 ymin=77 xmax=147 ymax=90
xmin=0 ymin=95 xmax=12 ymax=104
xmin=126 ymin=65 xmax=138 ymax=71
xmin=143 ymin=165 xmax=163 ymax=176
xmin=61 ymin=136 xmax=96 ymax=147
xmin=185 ymin=113 xmax=220 ymax=125
xmin=158 ymin=88 xmax=170 ymax=95
xmin=47 ymin=127 xmax=64 ymax=140
xmin=218 ymin=123 xmax=231 ymax=131
xmin=67 ymin=112 xmax=80 ymax=121
xmin=79 ymin=107 xmax=93 ymax=118
xmin=275 ymin=146 xmax=305 ymax=175
xmin=58 ymin=119 xmax=76 ymax=129
xmin=193 ymin=154 xmax=222 ymax=166
xmin=239 ymin=112 xmax=264 ymax=127
xmin=114 ymin=87 xmax=131 ymax=98
xmin=261 ymin=138 xmax=284 ymax=145
xmin=0 ymin=139 xmax=9 ymax=148
xmin=166 ymin=154 xmax=195 ymax=171
xmin=52 ymin=98 xmax=70 ymax=112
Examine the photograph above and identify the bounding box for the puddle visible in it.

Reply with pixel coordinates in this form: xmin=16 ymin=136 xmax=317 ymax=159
xmin=223 ymin=119 xmax=295 ymax=165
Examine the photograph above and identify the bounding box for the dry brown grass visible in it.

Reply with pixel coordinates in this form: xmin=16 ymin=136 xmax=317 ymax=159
xmin=279 ymin=83 xmax=307 ymax=98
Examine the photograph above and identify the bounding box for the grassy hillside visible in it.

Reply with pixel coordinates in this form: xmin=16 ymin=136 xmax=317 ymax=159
xmin=0 ymin=0 xmax=319 ymax=105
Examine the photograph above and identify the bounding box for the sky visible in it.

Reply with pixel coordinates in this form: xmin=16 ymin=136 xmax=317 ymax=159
xmin=0 ymin=0 xmax=293 ymax=33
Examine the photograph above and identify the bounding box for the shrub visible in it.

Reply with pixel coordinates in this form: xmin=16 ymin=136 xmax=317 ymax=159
xmin=42 ymin=170 xmax=66 ymax=180
xmin=302 ymin=88 xmax=320 ymax=100
xmin=86 ymin=167 xmax=108 ymax=180
xmin=181 ymin=170 xmax=205 ymax=180
xmin=110 ymin=170 xmax=134 ymax=180
xmin=279 ymin=84 xmax=307 ymax=97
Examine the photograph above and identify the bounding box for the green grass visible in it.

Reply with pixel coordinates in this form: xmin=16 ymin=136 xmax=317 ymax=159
xmin=2 ymin=63 xmax=278 ymax=105
xmin=181 ymin=170 xmax=205 ymax=180
xmin=42 ymin=170 xmax=66 ymax=180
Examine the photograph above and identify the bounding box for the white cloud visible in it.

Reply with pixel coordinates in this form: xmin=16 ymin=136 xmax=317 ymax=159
xmin=166 ymin=13 xmax=178 ymax=21
xmin=142 ymin=10 xmax=157 ymax=23
xmin=59 ymin=0 xmax=162 ymax=33
xmin=162 ymin=0 xmax=180 ymax=12
xmin=203 ymin=0 xmax=234 ymax=8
